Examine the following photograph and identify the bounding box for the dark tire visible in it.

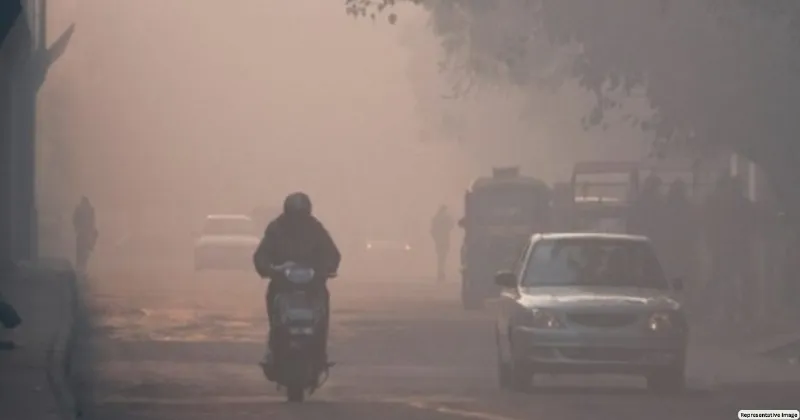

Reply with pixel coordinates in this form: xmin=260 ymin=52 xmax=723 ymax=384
xmin=646 ymin=365 xmax=685 ymax=394
xmin=496 ymin=329 xmax=532 ymax=391
xmin=497 ymin=337 xmax=512 ymax=389
xmin=287 ymin=385 xmax=305 ymax=402
xmin=461 ymin=281 xmax=483 ymax=310
xmin=508 ymin=363 xmax=533 ymax=392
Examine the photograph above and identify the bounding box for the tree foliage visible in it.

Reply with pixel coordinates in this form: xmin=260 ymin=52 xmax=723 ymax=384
xmin=346 ymin=0 xmax=800 ymax=217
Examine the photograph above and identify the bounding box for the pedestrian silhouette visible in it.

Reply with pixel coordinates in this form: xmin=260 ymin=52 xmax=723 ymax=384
xmin=73 ymin=196 xmax=97 ymax=273
xmin=704 ymin=176 xmax=754 ymax=323
xmin=430 ymin=205 xmax=454 ymax=282
xmin=662 ymin=179 xmax=694 ymax=280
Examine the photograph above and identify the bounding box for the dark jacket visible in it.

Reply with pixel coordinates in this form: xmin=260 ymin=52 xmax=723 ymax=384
xmin=253 ymin=214 xmax=341 ymax=280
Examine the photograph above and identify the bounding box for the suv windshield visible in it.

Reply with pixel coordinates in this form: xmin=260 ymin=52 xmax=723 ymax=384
xmin=522 ymin=238 xmax=669 ymax=290
xmin=573 ymin=172 xmax=634 ymax=204
xmin=471 ymin=186 xmax=547 ymax=225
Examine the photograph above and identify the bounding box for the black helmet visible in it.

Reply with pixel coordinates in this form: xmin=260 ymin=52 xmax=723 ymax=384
xmin=283 ymin=192 xmax=312 ymax=217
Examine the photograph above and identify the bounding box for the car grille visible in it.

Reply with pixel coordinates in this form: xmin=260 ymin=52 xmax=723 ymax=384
xmin=558 ymin=347 xmax=645 ymax=362
xmin=566 ymin=313 xmax=638 ymax=328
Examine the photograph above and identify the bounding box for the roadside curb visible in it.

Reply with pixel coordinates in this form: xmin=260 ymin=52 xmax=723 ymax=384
xmin=20 ymin=259 xmax=82 ymax=420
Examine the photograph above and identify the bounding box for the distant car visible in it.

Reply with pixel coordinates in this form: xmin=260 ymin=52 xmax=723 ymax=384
xmin=350 ymin=238 xmax=427 ymax=280
xmin=194 ymin=214 xmax=260 ymax=271
xmin=494 ymin=233 xmax=687 ymax=393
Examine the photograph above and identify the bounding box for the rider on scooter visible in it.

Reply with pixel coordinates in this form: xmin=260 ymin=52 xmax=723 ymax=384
xmin=253 ymin=192 xmax=341 ymax=380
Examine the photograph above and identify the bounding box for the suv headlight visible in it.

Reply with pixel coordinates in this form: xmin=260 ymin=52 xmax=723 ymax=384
xmin=520 ymin=308 xmax=563 ymax=329
xmin=646 ymin=311 xmax=686 ymax=333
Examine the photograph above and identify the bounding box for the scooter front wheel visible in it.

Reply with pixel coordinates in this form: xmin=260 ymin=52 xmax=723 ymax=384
xmin=287 ymin=385 xmax=305 ymax=402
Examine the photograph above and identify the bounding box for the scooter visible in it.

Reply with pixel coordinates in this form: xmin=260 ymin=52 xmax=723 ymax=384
xmin=262 ymin=261 xmax=335 ymax=402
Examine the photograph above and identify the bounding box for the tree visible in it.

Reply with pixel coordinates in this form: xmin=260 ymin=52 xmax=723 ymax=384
xmin=346 ymin=0 xmax=800 ymax=221
xmin=0 ymin=0 xmax=21 ymax=47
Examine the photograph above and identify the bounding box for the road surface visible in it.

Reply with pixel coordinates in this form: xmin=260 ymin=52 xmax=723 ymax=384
xmin=76 ymin=265 xmax=799 ymax=420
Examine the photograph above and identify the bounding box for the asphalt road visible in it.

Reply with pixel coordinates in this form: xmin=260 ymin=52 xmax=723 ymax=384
xmin=76 ymin=265 xmax=800 ymax=420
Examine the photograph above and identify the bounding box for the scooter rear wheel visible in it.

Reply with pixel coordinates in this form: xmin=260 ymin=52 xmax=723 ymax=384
xmin=287 ymin=385 xmax=305 ymax=402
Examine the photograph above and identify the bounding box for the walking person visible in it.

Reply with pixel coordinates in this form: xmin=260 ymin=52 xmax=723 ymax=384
xmin=73 ymin=196 xmax=98 ymax=273
xmin=430 ymin=205 xmax=454 ymax=282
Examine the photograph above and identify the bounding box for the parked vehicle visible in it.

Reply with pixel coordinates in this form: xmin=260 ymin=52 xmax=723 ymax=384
xmin=459 ymin=166 xmax=551 ymax=310
xmin=493 ymin=233 xmax=687 ymax=393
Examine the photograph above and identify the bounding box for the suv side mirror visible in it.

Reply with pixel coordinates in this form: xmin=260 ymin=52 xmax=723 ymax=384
xmin=494 ymin=270 xmax=517 ymax=288
xmin=671 ymin=277 xmax=684 ymax=291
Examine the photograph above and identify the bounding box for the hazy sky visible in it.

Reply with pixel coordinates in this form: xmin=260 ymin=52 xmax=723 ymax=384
xmin=38 ymin=0 xmax=649 ymax=247
xmin=41 ymin=1 xmax=472 ymax=241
